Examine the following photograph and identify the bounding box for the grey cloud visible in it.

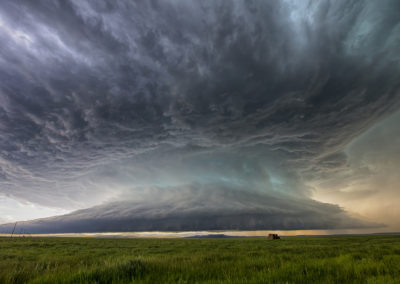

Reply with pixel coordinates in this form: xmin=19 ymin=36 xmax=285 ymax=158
xmin=0 ymin=183 xmax=382 ymax=233
xmin=311 ymin=110 xmax=400 ymax=231
xmin=0 ymin=0 xmax=399 ymax=230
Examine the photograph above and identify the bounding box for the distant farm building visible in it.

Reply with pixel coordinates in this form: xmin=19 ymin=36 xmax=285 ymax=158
xmin=267 ymin=234 xmax=280 ymax=240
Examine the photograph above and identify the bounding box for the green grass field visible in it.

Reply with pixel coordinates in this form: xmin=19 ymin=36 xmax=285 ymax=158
xmin=1 ymin=236 xmax=399 ymax=283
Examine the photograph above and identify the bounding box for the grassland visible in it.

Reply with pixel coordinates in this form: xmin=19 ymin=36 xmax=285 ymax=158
xmin=0 ymin=235 xmax=399 ymax=283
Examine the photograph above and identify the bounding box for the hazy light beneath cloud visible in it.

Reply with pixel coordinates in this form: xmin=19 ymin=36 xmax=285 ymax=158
xmin=0 ymin=196 xmax=67 ymax=225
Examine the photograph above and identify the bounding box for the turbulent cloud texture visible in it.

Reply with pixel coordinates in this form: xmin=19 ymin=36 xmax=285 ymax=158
xmin=313 ymin=110 xmax=400 ymax=231
xmin=0 ymin=0 xmax=399 ymax=231
xmin=0 ymin=184 xmax=383 ymax=233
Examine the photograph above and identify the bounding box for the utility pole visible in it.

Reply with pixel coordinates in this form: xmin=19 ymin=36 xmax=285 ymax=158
xmin=10 ymin=222 xmax=17 ymax=238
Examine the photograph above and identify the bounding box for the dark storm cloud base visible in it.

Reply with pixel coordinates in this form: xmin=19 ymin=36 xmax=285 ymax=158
xmin=0 ymin=0 xmax=399 ymax=231
xmin=0 ymin=185 xmax=382 ymax=233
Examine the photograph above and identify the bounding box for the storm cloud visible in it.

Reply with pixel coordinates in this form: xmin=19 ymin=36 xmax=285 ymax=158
xmin=0 ymin=184 xmax=382 ymax=233
xmin=0 ymin=0 xmax=399 ymax=232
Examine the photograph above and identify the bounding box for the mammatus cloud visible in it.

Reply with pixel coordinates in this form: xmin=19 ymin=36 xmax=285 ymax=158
xmin=0 ymin=0 xmax=399 ymax=232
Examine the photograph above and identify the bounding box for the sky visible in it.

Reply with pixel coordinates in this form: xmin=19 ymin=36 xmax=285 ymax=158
xmin=0 ymin=0 xmax=400 ymax=233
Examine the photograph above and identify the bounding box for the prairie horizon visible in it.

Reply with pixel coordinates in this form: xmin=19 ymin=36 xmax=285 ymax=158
xmin=2 ymin=236 xmax=400 ymax=283
xmin=2 ymin=229 xmax=400 ymax=239
xmin=1 ymin=1 xmax=400 ymax=282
